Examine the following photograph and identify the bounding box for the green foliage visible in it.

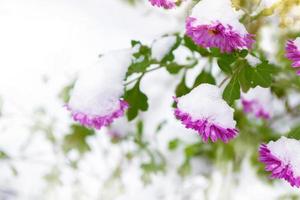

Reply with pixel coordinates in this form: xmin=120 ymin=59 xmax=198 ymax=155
xmin=248 ymin=61 xmax=274 ymax=88
xmin=288 ymin=125 xmax=300 ymax=140
xmin=223 ymin=73 xmax=241 ymax=105
xmin=168 ymin=138 xmax=181 ymax=151
xmin=193 ymin=71 xmax=216 ymax=88
xmin=124 ymin=81 xmax=149 ymax=121
xmin=127 ymin=41 xmax=152 ymax=76
xmin=63 ymin=125 xmax=95 ymax=155
xmin=175 ymin=76 xmax=191 ymax=97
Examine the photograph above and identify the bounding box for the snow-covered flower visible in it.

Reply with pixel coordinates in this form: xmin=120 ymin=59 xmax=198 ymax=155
xmin=67 ymin=50 xmax=132 ymax=130
xmin=174 ymin=84 xmax=238 ymax=143
xmin=148 ymin=0 xmax=182 ymax=9
xmin=259 ymin=137 xmax=300 ymax=188
xmin=286 ymin=38 xmax=300 ymax=75
xmin=186 ymin=0 xmax=254 ymax=53
xmin=241 ymin=87 xmax=272 ymax=120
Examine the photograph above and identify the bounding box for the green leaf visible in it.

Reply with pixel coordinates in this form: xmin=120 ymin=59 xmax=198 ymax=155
xmin=178 ymin=159 xmax=191 ymax=177
xmin=165 ymin=62 xmax=183 ymax=74
xmin=239 ymin=49 xmax=248 ymax=58
xmin=124 ymin=82 xmax=149 ymax=121
xmin=183 ymin=35 xmax=210 ymax=56
xmin=251 ymin=62 xmax=273 ymax=88
xmin=175 ymin=76 xmax=191 ymax=97
xmin=238 ymin=64 xmax=252 ymax=92
xmin=59 ymin=82 xmax=74 ymax=103
xmin=288 ymin=125 xmax=300 ymax=140
xmin=127 ymin=57 xmax=151 ymax=76
xmin=193 ymin=71 xmax=216 ymax=88
xmin=223 ymin=74 xmax=241 ymax=105
xmin=0 ymin=150 xmax=9 ymax=159
xmin=210 ymin=48 xmax=221 ymax=57
xmin=63 ymin=125 xmax=95 ymax=155
xmin=127 ymin=41 xmax=152 ymax=77
xmin=217 ymin=54 xmax=236 ymax=75
xmin=168 ymin=138 xmax=181 ymax=151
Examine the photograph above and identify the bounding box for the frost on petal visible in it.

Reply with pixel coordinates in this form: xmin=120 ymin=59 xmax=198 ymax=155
xmin=186 ymin=0 xmax=254 ymax=53
xmin=286 ymin=38 xmax=300 ymax=75
xmin=174 ymin=84 xmax=238 ymax=143
xmin=259 ymin=137 xmax=300 ymax=188
xmin=148 ymin=0 xmax=176 ymax=9
xmin=67 ymin=50 xmax=132 ymax=129
xmin=241 ymin=86 xmax=272 ymax=120
xmin=152 ymin=36 xmax=177 ymax=62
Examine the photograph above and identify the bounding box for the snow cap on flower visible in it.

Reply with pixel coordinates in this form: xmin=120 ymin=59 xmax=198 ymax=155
xmin=148 ymin=0 xmax=183 ymax=9
xmin=67 ymin=50 xmax=132 ymax=130
xmin=186 ymin=0 xmax=254 ymax=53
xmin=174 ymin=83 xmax=238 ymax=143
xmin=152 ymin=35 xmax=177 ymax=61
xmin=241 ymin=86 xmax=272 ymax=120
xmin=259 ymin=137 xmax=300 ymax=188
xmin=286 ymin=38 xmax=300 ymax=75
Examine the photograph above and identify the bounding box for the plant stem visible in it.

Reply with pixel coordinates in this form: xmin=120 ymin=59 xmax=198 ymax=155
xmin=124 ymin=66 xmax=163 ymax=86
xmin=218 ymin=76 xmax=230 ymax=88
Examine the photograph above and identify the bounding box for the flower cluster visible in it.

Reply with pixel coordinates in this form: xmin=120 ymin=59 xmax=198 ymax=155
xmin=174 ymin=84 xmax=238 ymax=143
xmin=64 ymin=0 xmax=300 ymax=189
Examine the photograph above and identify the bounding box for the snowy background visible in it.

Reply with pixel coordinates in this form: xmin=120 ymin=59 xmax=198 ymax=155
xmin=0 ymin=0 xmax=300 ymax=199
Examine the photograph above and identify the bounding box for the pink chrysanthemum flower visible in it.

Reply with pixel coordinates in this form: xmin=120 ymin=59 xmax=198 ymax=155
xmin=186 ymin=0 xmax=254 ymax=53
xmin=241 ymin=87 xmax=272 ymax=120
xmin=67 ymin=50 xmax=132 ymax=130
xmin=286 ymin=38 xmax=300 ymax=75
xmin=174 ymin=84 xmax=238 ymax=143
xmin=149 ymin=0 xmax=176 ymax=9
xmin=259 ymin=137 xmax=300 ymax=188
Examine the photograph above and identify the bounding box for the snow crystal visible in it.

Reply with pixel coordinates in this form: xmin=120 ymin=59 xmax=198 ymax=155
xmin=267 ymin=137 xmax=300 ymax=177
xmin=151 ymin=35 xmax=177 ymax=61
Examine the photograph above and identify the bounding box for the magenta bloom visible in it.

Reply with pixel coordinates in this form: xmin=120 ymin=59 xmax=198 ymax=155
xmin=174 ymin=107 xmax=238 ymax=143
xmin=259 ymin=139 xmax=300 ymax=188
xmin=174 ymin=84 xmax=238 ymax=143
xmin=67 ymin=100 xmax=128 ymax=130
xmin=148 ymin=0 xmax=176 ymax=9
xmin=286 ymin=39 xmax=300 ymax=75
xmin=241 ymin=99 xmax=270 ymax=120
xmin=186 ymin=17 xmax=254 ymax=53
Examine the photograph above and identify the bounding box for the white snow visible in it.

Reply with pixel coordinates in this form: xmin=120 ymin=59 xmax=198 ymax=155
xmin=190 ymin=0 xmax=248 ymax=35
xmin=68 ymin=50 xmax=132 ymax=116
xmin=294 ymin=37 xmax=300 ymax=49
xmin=151 ymin=35 xmax=177 ymax=61
xmin=267 ymin=136 xmax=300 ymax=177
xmin=242 ymin=86 xmax=273 ymax=114
xmin=246 ymin=54 xmax=261 ymax=66
xmin=177 ymin=84 xmax=236 ymax=128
